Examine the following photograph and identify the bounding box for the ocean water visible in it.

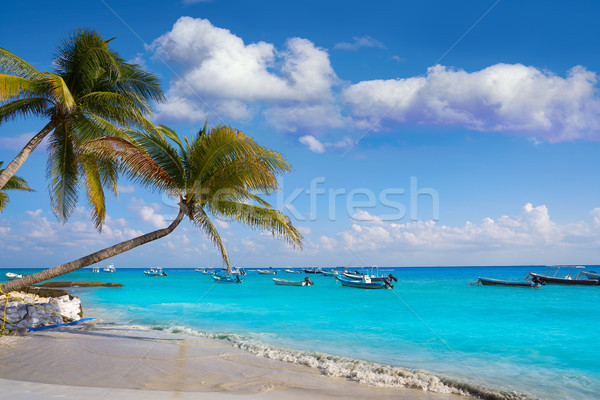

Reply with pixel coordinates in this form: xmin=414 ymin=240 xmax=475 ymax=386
xmin=2 ymin=266 xmax=599 ymax=400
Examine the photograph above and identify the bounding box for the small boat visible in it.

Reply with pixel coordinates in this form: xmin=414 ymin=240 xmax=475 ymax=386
xmin=336 ymin=275 xmax=393 ymax=289
xmin=303 ymin=268 xmax=322 ymax=274
xmin=144 ymin=267 xmax=167 ymax=276
xmin=103 ymin=264 xmax=116 ymax=273
xmin=528 ymin=266 xmax=600 ymax=286
xmin=285 ymin=269 xmax=302 ymax=274
xmin=342 ymin=272 xmax=398 ymax=282
xmin=92 ymin=267 xmax=100 ymax=273
xmin=321 ymin=271 xmax=339 ymax=277
xmin=212 ymin=274 xmax=243 ymax=283
xmin=478 ymin=277 xmax=541 ymax=288
xmin=257 ymin=269 xmax=277 ymax=275
xmin=273 ymin=277 xmax=314 ymax=286
xmin=5 ymin=272 xmax=23 ymax=280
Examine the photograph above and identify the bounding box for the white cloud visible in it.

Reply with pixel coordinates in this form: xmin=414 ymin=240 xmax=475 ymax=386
xmin=297 ymin=226 xmax=312 ymax=235
xmin=298 ymin=135 xmax=355 ymax=153
xmin=139 ymin=206 xmax=168 ymax=229
xmin=215 ymin=219 xmax=230 ymax=229
xmin=118 ymin=185 xmax=135 ymax=194
xmin=298 ymin=135 xmax=325 ymax=153
xmin=318 ymin=203 xmax=600 ymax=265
xmin=152 ymin=17 xmax=338 ymax=124
xmin=334 ymin=36 xmax=385 ymax=51
xmin=344 ymin=64 xmax=600 ymax=143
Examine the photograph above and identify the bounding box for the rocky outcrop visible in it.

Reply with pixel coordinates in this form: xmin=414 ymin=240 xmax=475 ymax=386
xmin=1 ymin=290 xmax=82 ymax=332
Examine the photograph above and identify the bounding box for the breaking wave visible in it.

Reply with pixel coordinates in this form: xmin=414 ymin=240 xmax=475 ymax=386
xmin=124 ymin=323 xmax=535 ymax=400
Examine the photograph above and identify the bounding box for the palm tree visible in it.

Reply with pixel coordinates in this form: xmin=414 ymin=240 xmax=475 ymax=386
xmin=0 ymin=161 xmax=33 ymax=211
xmin=1 ymin=125 xmax=302 ymax=293
xmin=0 ymin=29 xmax=164 ymax=228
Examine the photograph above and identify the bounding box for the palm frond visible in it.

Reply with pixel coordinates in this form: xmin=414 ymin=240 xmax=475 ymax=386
xmin=83 ymin=137 xmax=178 ymax=194
xmin=0 ymin=48 xmax=42 ymax=79
xmin=0 ymin=73 xmax=39 ymax=101
xmin=0 ymin=97 xmax=52 ymax=124
xmin=0 ymin=191 xmax=8 ymax=212
xmin=192 ymin=206 xmax=230 ymax=269
xmin=81 ymin=158 xmax=106 ymax=230
xmin=47 ymin=124 xmax=79 ymax=221
xmin=42 ymin=72 xmax=76 ymax=112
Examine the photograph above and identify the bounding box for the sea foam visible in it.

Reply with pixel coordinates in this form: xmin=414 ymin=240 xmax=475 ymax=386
xmin=126 ymin=323 xmax=534 ymax=400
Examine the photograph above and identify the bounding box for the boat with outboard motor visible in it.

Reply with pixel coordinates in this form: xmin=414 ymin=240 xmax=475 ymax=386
xmin=303 ymin=268 xmax=323 ymax=274
xmin=285 ymin=269 xmax=302 ymax=274
xmin=144 ymin=267 xmax=167 ymax=276
xmin=336 ymin=275 xmax=393 ymax=289
xmin=528 ymin=266 xmax=600 ymax=286
xmin=273 ymin=277 xmax=314 ymax=286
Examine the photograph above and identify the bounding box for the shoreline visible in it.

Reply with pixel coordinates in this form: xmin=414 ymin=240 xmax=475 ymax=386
xmin=0 ymin=322 xmax=467 ymax=400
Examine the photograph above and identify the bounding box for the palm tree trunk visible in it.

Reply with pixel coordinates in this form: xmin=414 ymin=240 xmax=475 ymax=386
xmin=1 ymin=208 xmax=185 ymax=293
xmin=0 ymin=121 xmax=56 ymax=189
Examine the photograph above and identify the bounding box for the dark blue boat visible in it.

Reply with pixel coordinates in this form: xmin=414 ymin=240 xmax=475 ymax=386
xmin=478 ymin=277 xmax=541 ymax=288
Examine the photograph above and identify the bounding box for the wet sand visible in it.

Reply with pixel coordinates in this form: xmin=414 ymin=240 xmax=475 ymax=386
xmin=0 ymin=323 xmax=470 ymax=400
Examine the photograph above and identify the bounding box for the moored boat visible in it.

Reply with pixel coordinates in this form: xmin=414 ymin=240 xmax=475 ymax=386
xmin=342 ymin=272 xmax=398 ymax=282
xmin=5 ymin=272 xmax=23 ymax=280
xmin=103 ymin=264 xmax=116 ymax=273
xmin=144 ymin=267 xmax=167 ymax=276
xmin=257 ymin=269 xmax=277 ymax=275
xmin=478 ymin=277 xmax=541 ymax=288
xmin=303 ymin=268 xmax=322 ymax=274
xmin=336 ymin=275 xmax=393 ymax=289
xmin=285 ymin=269 xmax=302 ymax=274
xmin=212 ymin=274 xmax=242 ymax=283
xmin=273 ymin=277 xmax=314 ymax=286
xmin=528 ymin=266 xmax=600 ymax=286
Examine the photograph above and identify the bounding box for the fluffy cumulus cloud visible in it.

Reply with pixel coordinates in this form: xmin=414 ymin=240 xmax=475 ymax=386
xmin=318 ymin=204 xmax=600 ymax=265
xmin=151 ymin=17 xmax=340 ymax=128
xmin=148 ymin=18 xmax=600 ymax=148
xmin=298 ymin=135 xmax=355 ymax=153
xmin=343 ymin=64 xmax=600 ymax=142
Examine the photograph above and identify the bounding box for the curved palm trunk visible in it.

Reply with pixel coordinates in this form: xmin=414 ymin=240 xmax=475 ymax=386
xmin=1 ymin=208 xmax=185 ymax=293
xmin=0 ymin=121 xmax=56 ymax=189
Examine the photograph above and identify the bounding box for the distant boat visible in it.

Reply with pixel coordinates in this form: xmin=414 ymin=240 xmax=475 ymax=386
xmin=342 ymin=272 xmax=398 ymax=282
xmin=144 ymin=267 xmax=167 ymax=276
xmin=212 ymin=274 xmax=242 ymax=283
xmin=5 ymin=272 xmax=23 ymax=280
xmin=303 ymin=268 xmax=322 ymax=274
xmin=336 ymin=275 xmax=393 ymax=289
xmin=528 ymin=266 xmax=600 ymax=286
xmin=321 ymin=271 xmax=338 ymax=277
xmin=92 ymin=267 xmax=100 ymax=273
xmin=478 ymin=277 xmax=541 ymax=288
xmin=257 ymin=269 xmax=277 ymax=275
xmin=273 ymin=277 xmax=314 ymax=286
xmin=285 ymin=269 xmax=302 ymax=274
xmin=103 ymin=264 xmax=116 ymax=273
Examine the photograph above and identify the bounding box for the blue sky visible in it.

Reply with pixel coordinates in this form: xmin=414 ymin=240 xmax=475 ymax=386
xmin=2 ymin=0 xmax=600 ymax=268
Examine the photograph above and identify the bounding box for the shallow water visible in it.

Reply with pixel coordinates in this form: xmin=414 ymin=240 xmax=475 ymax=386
xmin=3 ymin=266 xmax=599 ymax=399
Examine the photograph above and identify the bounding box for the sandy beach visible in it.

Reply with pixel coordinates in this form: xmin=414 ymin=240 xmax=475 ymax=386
xmin=0 ymin=322 xmax=470 ymax=400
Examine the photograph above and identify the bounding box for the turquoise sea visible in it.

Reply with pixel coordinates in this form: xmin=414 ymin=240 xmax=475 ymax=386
xmin=2 ymin=266 xmax=599 ymax=400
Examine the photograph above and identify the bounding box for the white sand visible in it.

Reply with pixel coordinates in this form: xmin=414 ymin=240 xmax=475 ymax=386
xmin=0 ymin=323 xmax=469 ymax=400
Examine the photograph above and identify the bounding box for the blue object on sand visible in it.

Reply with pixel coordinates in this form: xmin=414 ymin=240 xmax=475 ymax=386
xmin=28 ymin=318 xmax=95 ymax=332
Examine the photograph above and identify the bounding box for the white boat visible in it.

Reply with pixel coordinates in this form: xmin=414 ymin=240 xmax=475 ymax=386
xmin=5 ymin=272 xmax=23 ymax=280
xmin=103 ymin=264 xmax=116 ymax=273
xmin=144 ymin=267 xmax=167 ymax=276
xmin=285 ymin=269 xmax=302 ymax=274
xmin=257 ymin=269 xmax=277 ymax=275
xmin=92 ymin=267 xmax=100 ymax=273
xmin=273 ymin=277 xmax=314 ymax=286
